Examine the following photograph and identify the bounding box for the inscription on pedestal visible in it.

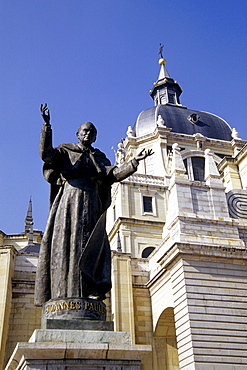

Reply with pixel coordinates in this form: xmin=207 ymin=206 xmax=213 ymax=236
xmin=43 ymin=297 xmax=107 ymax=321
xmin=45 ymin=300 xmax=82 ymax=313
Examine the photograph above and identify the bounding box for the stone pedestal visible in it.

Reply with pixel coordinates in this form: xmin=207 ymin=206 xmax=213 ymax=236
xmin=5 ymin=329 xmax=151 ymax=370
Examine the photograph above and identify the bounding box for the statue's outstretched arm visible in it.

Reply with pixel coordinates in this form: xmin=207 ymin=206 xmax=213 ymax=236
xmin=39 ymin=104 xmax=57 ymax=163
xmin=135 ymin=148 xmax=154 ymax=162
xmin=113 ymin=148 xmax=154 ymax=182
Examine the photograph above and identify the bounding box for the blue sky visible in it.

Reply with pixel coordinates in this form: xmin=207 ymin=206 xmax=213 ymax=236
xmin=0 ymin=0 xmax=247 ymax=234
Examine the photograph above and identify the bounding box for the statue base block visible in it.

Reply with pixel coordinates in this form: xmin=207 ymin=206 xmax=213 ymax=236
xmin=5 ymin=329 xmax=151 ymax=370
xmin=43 ymin=318 xmax=114 ymax=330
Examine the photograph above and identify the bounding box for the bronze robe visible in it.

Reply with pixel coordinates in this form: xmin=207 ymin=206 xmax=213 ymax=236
xmin=35 ymin=132 xmax=138 ymax=306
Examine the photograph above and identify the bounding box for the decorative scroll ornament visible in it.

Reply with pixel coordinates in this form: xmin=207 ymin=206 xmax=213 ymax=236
xmin=226 ymin=190 xmax=247 ymax=219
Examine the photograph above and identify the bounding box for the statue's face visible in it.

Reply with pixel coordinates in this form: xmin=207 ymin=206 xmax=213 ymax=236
xmin=77 ymin=122 xmax=97 ymax=146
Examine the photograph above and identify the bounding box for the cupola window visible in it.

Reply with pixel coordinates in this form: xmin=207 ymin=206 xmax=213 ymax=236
xmin=168 ymin=92 xmax=176 ymax=104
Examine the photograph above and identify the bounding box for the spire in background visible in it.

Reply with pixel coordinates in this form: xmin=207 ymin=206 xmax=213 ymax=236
xmin=24 ymin=198 xmax=34 ymax=246
xmin=20 ymin=198 xmax=41 ymax=253
xmin=24 ymin=198 xmax=33 ymax=233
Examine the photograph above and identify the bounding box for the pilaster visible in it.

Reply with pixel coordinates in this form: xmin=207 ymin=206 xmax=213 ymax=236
xmin=111 ymin=252 xmax=135 ymax=343
xmin=0 ymin=246 xmax=17 ymax=370
xmin=218 ymin=158 xmax=242 ymax=192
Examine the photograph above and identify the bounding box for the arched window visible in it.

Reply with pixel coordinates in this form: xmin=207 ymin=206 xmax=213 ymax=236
xmin=142 ymin=247 xmax=155 ymax=258
xmin=184 ymin=156 xmax=205 ymax=181
xmin=181 ymin=151 xmax=222 ymax=182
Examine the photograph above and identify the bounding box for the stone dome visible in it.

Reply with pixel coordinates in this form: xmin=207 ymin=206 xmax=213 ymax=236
xmin=133 ymin=60 xmax=233 ymax=141
xmin=133 ymin=104 xmax=233 ymax=141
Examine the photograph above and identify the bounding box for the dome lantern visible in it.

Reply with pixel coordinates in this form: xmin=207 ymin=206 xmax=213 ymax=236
xmin=150 ymin=56 xmax=182 ymax=106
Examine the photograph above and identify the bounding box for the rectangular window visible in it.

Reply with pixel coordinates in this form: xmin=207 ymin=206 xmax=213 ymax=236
xmin=113 ymin=205 xmax=116 ymax=222
xmin=143 ymin=196 xmax=153 ymax=213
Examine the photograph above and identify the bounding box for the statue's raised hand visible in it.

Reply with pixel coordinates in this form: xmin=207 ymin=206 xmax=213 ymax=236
xmin=135 ymin=148 xmax=154 ymax=162
xmin=40 ymin=103 xmax=50 ymax=125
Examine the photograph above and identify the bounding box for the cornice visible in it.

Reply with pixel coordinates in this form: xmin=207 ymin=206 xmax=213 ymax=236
xmin=108 ymin=217 xmax=165 ymax=240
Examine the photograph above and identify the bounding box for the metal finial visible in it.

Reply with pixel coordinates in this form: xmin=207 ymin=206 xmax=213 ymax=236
xmin=159 ymin=43 xmax=164 ymax=58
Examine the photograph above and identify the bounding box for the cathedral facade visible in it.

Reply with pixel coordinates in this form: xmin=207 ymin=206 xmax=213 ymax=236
xmin=1 ymin=59 xmax=247 ymax=369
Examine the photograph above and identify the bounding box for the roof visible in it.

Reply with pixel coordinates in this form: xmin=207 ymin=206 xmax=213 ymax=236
xmin=133 ymin=104 xmax=233 ymax=141
xmin=20 ymin=243 xmax=40 ymax=253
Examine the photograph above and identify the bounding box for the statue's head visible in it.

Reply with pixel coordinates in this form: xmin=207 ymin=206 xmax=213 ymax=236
xmin=76 ymin=122 xmax=97 ymax=146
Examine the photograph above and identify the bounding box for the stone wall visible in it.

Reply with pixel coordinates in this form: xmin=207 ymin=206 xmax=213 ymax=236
xmin=175 ymin=250 xmax=247 ymax=369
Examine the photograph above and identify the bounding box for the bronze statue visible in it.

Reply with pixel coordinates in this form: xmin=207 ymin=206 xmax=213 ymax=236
xmin=34 ymin=104 xmax=153 ymax=306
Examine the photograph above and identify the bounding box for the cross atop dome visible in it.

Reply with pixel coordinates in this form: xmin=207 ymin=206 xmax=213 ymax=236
xmin=158 ymin=43 xmax=164 ymax=58
xmin=158 ymin=43 xmax=170 ymax=80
